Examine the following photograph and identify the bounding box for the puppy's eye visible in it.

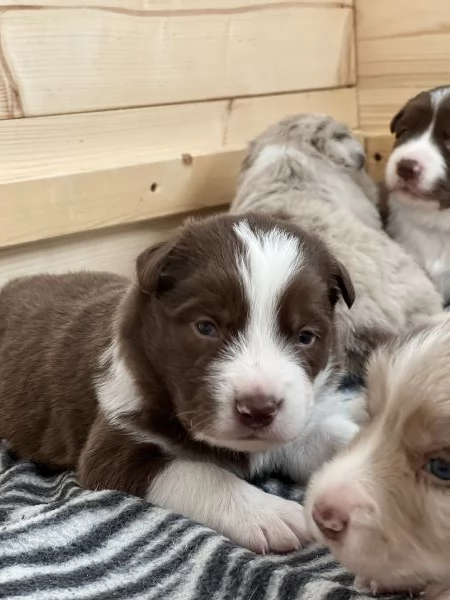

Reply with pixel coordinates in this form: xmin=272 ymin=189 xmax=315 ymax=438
xmin=195 ymin=319 xmax=218 ymax=338
xmin=333 ymin=132 xmax=348 ymax=141
xmin=425 ymin=457 xmax=450 ymax=481
xmin=297 ymin=330 xmax=316 ymax=347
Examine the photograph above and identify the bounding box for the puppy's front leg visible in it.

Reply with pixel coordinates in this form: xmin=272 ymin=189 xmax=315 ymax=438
xmin=79 ymin=418 xmax=308 ymax=553
xmin=149 ymin=459 xmax=309 ymax=553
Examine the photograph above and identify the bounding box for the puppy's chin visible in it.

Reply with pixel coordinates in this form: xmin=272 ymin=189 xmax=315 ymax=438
xmin=390 ymin=186 xmax=440 ymax=206
xmin=194 ymin=433 xmax=280 ymax=453
xmin=193 ymin=422 xmax=304 ymax=453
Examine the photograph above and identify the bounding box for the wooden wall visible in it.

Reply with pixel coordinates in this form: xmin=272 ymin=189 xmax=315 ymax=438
xmin=0 ymin=0 xmax=357 ymax=280
xmin=4 ymin=0 xmax=450 ymax=281
xmin=356 ymin=0 xmax=450 ymax=132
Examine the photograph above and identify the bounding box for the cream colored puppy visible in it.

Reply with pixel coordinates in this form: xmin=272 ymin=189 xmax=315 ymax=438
xmin=305 ymin=314 xmax=450 ymax=600
xmin=230 ymin=114 xmax=443 ymax=378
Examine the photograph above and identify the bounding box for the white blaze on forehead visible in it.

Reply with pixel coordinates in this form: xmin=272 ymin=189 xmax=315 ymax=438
xmin=233 ymin=220 xmax=304 ymax=333
xmin=386 ymin=89 xmax=449 ymax=193
xmin=199 ymin=219 xmax=316 ymax=451
xmin=431 ymin=87 xmax=450 ymax=108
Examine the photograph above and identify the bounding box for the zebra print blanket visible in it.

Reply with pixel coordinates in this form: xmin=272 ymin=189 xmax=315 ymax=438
xmin=0 ymin=441 xmax=407 ymax=600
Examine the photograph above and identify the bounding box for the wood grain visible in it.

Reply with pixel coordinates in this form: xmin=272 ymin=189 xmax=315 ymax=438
xmin=0 ymin=86 xmax=358 ymax=249
xmin=0 ymin=209 xmax=223 ymax=287
xmin=0 ymin=1 xmax=354 ymax=8
xmin=226 ymin=88 xmax=358 ymax=147
xmin=0 ymin=3 xmax=354 ymax=118
xmin=0 ymin=149 xmax=244 ymax=250
xmin=356 ymin=0 xmax=450 ymax=130
xmin=0 ymin=87 xmax=358 ymax=184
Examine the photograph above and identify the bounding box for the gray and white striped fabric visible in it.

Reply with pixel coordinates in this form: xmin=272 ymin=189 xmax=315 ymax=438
xmin=0 ymin=441 xmax=406 ymax=600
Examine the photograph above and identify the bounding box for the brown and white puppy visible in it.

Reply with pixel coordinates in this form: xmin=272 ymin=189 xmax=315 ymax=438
xmin=0 ymin=213 xmax=359 ymax=553
xmin=385 ymin=86 xmax=450 ymax=304
xmin=305 ymin=314 xmax=450 ymax=600
xmin=231 ymin=114 xmax=443 ymax=379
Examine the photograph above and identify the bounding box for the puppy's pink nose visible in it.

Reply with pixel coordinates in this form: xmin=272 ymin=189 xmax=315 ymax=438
xmin=396 ymin=158 xmax=421 ymax=182
xmin=235 ymin=395 xmax=281 ymax=428
xmin=312 ymin=500 xmax=348 ymax=541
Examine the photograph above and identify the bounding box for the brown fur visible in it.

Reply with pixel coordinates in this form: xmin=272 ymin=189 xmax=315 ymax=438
xmin=0 ymin=213 xmax=351 ymax=518
xmin=389 ymin=88 xmax=450 ymax=208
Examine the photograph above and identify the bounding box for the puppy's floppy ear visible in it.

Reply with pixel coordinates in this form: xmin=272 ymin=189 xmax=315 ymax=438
xmin=330 ymin=259 xmax=355 ymax=309
xmin=390 ymin=107 xmax=404 ymax=135
xmin=136 ymin=238 xmax=178 ymax=295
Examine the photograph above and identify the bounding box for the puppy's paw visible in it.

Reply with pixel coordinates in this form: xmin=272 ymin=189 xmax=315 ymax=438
xmin=233 ymin=489 xmax=310 ymax=554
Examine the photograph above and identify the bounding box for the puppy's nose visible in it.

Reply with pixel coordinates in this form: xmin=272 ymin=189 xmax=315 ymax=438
xmin=312 ymin=500 xmax=348 ymax=541
xmin=396 ymin=158 xmax=421 ymax=182
xmin=235 ymin=395 xmax=281 ymax=428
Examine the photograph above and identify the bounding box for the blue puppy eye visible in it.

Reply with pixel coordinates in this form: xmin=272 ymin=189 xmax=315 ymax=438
xmin=426 ymin=458 xmax=450 ymax=481
xmin=196 ymin=320 xmax=218 ymax=338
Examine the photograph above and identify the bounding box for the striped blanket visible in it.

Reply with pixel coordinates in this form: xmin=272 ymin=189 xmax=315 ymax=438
xmin=0 ymin=442 xmax=407 ymax=600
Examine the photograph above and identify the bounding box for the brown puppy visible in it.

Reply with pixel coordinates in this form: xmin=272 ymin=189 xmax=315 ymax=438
xmin=305 ymin=314 xmax=450 ymax=599
xmin=0 ymin=212 xmax=358 ymax=553
xmin=385 ymin=86 xmax=450 ymax=304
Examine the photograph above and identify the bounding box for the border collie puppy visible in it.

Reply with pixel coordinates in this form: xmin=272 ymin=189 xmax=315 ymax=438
xmin=0 ymin=213 xmax=360 ymax=553
xmin=385 ymin=86 xmax=450 ymax=304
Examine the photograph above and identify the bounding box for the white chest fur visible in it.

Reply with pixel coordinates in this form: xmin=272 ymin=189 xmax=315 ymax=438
xmin=388 ymin=194 xmax=450 ymax=302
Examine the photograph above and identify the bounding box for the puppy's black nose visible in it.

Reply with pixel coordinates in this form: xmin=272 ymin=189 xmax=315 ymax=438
xmin=397 ymin=158 xmax=421 ymax=182
xmin=235 ymin=395 xmax=281 ymax=428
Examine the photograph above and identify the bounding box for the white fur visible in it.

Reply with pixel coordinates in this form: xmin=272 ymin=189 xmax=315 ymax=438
xmin=250 ymin=376 xmax=365 ymax=481
xmin=96 ymin=341 xmax=174 ymax=451
xmin=147 ymin=458 xmax=309 ymax=553
xmin=388 ymin=195 xmax=450 ymax=300
xmin=197 ymin=220 xmax=313 ymax=452
xmin=97 ymin=342 xmax=142 ymax=424
xmin=431 ymin=87 xmax=450 ymax=107
xmin=386 ymin=89 xmax=450 ymax=302
xmin=304 ymin=315 xmax=450 ymax=594
xmin=385 ymin=127 xmax=446 ymax=194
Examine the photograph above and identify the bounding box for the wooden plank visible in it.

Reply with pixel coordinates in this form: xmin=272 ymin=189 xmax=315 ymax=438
xmin=0 ymin=209 xmax=223 ymax=287
xmin=0 ymin=1 xmax=354 ymax=8
xmin=356 ymin=0 xmax=450 ymax=130
xmin=226 ymin=87 xmax=358 ymax=146
xmin=364 ymin=133 xmax=393 ymax=183
xmin=0 ymin=149 xmax=244 ymax=250
xmin=0 ymin=88 xmax=358 ymax=184
xmin=0 ymin=4 xmax=354 ymax=118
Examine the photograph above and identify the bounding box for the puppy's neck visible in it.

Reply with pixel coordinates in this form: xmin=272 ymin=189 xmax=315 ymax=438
xmin=389 ymin=191 xmax=450 ymax=231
